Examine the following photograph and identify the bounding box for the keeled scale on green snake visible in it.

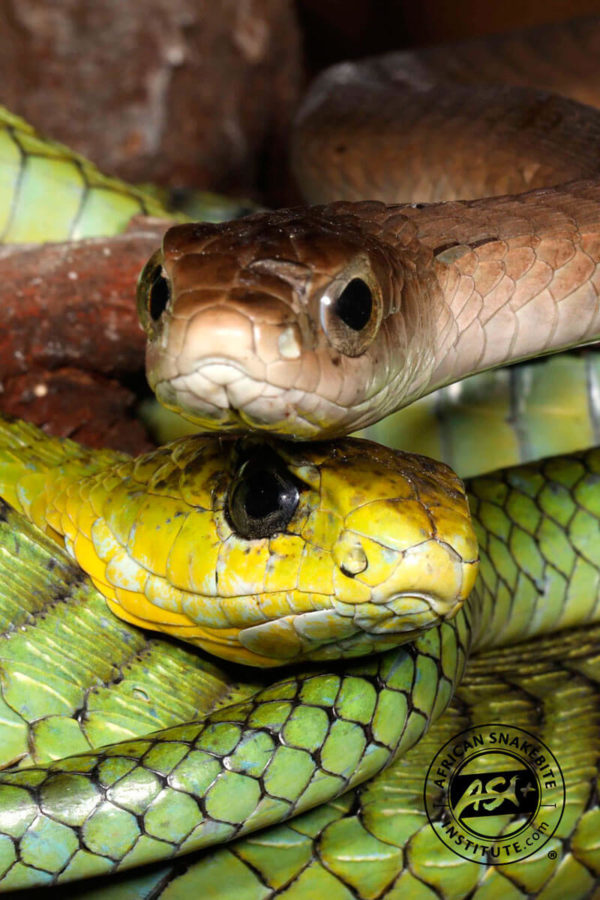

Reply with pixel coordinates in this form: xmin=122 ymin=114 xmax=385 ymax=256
xmin=0 ymin=446 xmax=599 ymax=895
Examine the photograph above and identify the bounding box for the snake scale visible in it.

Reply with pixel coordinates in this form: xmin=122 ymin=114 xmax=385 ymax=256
xmin=0 ymin=441 xmax=599 ymax=896
xmin=0 ymin=13 xmax=600 ymax=899
xmin=140 ymin=18 xmax=600 ymax=441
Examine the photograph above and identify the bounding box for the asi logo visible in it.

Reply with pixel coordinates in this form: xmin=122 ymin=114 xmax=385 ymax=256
xmin=424 ymin=723 xmax=565 ymax=863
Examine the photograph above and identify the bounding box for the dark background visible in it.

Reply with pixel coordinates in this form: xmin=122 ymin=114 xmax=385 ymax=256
xmin=298 ymin=0 xmax=600 ymax=72
xmin=2 ymin=0 xmax=599 ymax=204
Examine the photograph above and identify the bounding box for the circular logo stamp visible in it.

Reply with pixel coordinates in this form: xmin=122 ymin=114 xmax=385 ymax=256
xmin=424 ymin=723 xmax=565 ymax=864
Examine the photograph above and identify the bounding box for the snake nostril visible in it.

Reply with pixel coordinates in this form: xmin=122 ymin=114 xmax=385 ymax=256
xmin=333 ymin=278 xmax=373 ymax=331
xmin=339 ymin=544 xmax=368 ymax=578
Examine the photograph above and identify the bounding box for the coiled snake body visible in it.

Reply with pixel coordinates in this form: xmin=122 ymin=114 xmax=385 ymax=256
xmin=1 ymin=14 xmax=600 ymax=899
xmin=0 ymin=436 xmax=599 ymax=896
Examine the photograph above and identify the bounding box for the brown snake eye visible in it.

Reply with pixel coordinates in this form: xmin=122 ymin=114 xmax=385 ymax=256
xmin=334 ymin=278 xmax=373 ymax=331
xmin=319 ymin=267 xmax=382 ymax=357
xmin=148 ymin=270 xmax=170 ymax=321
xmin=137 ymin=250 xmax=171 ymax=330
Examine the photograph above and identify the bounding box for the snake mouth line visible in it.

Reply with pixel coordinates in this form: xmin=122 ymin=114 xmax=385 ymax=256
xmin=154 ymin=370 xmax=325 ymax=436
xmin=159 ymin=361 xmax=275 ymax=409
xmin=171 ymin=356 xmax=254 ymax=381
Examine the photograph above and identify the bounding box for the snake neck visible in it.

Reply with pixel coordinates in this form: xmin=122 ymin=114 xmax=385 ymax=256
xmin=381 ymin=180 xmax=600 ymax=403
xmin=301 ymin=183 xmax=600 ymax=423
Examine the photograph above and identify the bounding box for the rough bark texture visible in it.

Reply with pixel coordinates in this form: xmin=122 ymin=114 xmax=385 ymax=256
xmin=1 ymin=369 xmax=151 ymax=454
xmin=0 ymin=0 xmax=301 ymax=200
xmin=0 ymin=220 xmax=169 ymax=452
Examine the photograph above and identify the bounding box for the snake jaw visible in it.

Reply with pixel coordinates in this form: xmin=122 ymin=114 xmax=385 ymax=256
xmin=150 ymin=345 xmax=420 ymax=441
xmin=154 ymin=372 xmax=324 ymax=439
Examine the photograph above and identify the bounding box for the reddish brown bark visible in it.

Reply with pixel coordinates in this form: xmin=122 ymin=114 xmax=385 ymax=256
xmin=0 ymin=220 xmax=170 ymax=452
xmin=1 ymin=369 xmax=151 ymax=454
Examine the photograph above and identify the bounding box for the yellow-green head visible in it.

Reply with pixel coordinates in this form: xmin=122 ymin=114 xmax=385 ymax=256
xmin=0 ymin=416 xmax=478 ymax=666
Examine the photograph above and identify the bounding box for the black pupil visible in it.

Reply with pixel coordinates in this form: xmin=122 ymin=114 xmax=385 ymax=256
xmin=334 ymin=278 xmax=373 ymax=331
xmin=148 ymin=268 xmax=170 ymax=321
xmin=243 ymin=470 xmax=287 ymax=520
xmin=229 ymin=459 xmax=300 ymax=540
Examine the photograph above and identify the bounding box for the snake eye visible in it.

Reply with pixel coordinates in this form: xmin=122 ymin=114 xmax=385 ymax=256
xmin=228 ymin=454 xmax=300 ymax=539
xmin=137 ymin=250 xmax=171 ymax=330
xmin=148 ymin=270 xmax=170 ymax=321
xmin=320 ymin=268 xmax=382 ymax=357
xmin=334 ymin=278 xmax=373 ymax=330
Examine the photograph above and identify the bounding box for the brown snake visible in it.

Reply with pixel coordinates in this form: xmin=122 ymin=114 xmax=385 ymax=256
xmin=137 ymin=16 xmax=600 ymax=440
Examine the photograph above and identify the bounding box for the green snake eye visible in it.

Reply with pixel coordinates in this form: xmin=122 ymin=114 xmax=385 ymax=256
xmin=228 ymin=455 xmax=300 ymax=539
xmin=320 ymin=267 xmax=382 ymax=357
xmin=137 ymin=250 xmax=171 ymax=329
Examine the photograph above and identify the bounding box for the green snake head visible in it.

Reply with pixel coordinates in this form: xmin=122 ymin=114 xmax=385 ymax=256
xmin=0 ymin=417 xmax=478 ymax=667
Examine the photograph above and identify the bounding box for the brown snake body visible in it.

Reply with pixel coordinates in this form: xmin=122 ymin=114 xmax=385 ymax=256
xmin=137 ymin=16 xmax=600 ymax=439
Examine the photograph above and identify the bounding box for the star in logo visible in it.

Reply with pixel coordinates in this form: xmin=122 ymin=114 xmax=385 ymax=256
xmin=519 ymin=779 xmax=536 ymax=797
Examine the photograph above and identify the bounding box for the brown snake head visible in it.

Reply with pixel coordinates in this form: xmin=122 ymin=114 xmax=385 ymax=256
xmin=137 ymin=205 xmax=436 ymax=439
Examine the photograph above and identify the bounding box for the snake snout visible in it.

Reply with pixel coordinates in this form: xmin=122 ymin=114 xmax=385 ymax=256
xmin=332 ymin=528 xmax=478 ymax=639
xmin=148 ymin=302 xmax=310 ymax=430
xmin=383 ymin=538 xmax=479 ymax=621
xmin=329 ymin=467 xmax=479 ymax=640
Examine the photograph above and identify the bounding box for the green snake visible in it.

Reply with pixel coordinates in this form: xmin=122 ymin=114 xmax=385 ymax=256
xmin=2 ymin=16 xmax=600 ymax=898
xmin=0 ymin=434 xmax=599 ymax=896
